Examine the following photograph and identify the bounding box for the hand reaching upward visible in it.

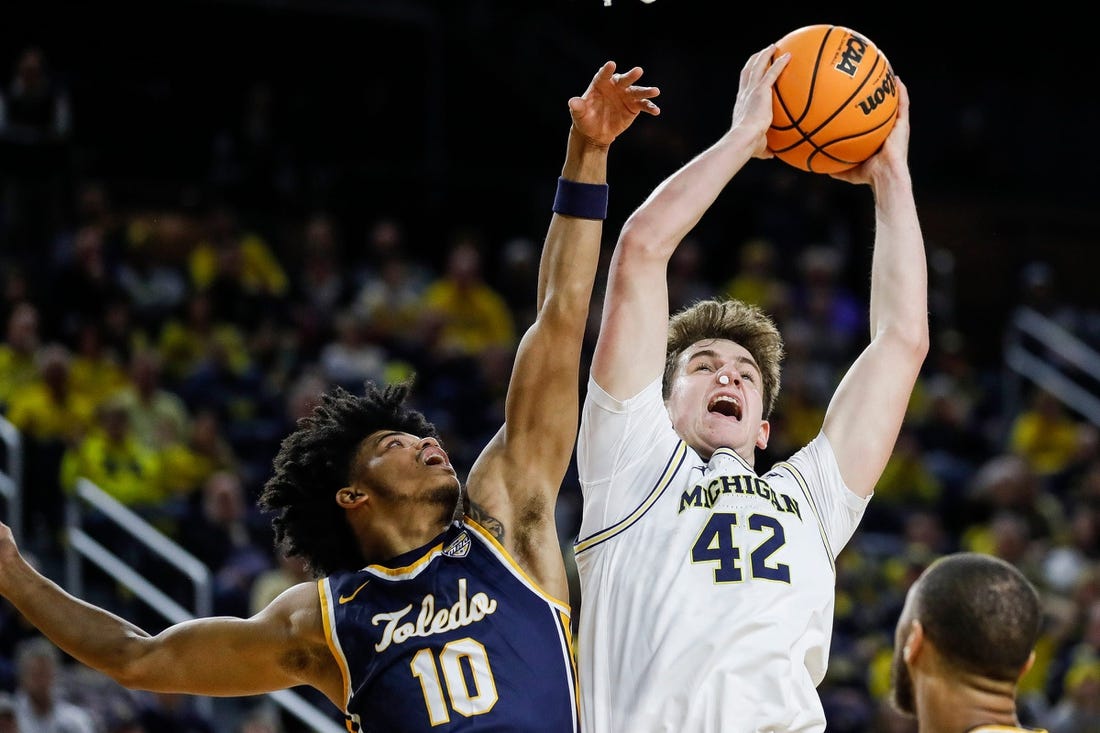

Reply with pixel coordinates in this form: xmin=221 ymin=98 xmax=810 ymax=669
xmin=569 ymin=61 xmax=661 ymax=148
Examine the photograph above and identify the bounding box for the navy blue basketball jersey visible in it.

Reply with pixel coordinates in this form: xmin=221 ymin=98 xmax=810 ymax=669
xmin=320 ymin=517 xmax=579 ymax=732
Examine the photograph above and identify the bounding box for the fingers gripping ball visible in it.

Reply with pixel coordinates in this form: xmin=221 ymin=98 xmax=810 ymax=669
xmin=767 ymin=24 xmax=898 ymax=173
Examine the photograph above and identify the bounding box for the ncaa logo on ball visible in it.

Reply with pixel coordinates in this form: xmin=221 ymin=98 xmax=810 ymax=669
xmin=834 ymin=34 xmax=868 ymax=77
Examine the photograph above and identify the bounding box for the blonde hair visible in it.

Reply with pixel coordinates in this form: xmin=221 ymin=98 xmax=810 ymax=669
xmin=664 ymin=297 xmax=784 ymax=418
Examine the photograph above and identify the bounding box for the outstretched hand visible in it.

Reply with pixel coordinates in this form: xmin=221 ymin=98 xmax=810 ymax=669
xmin=568 ymin=61 xmax=660 ymax=148
xmin=829 ymin=78 xmax=911 ymax=185
xmin=731 ymin=44 xmax=790 ymax=160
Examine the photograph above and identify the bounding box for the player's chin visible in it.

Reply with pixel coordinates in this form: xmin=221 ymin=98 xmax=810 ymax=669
xmin=703 ymin=419 xmax=744 ymax=445
xmin=427 ymin=477 xmax=462 ymax=504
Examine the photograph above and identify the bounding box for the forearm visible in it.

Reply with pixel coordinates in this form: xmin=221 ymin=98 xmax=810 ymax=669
xmin=537 ymin=127 xmax=608 ymax=310
xmin=868 ymin=161 xmax=929 ymax=348
xmin=0 ymin=554 xmax=152 ymax=679
xmin=823 ymin=161 xmax=929 ymax=495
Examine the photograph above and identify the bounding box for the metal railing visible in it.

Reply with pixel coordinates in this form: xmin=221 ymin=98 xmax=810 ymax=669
xmin=66 ymin=478 xmax=344 ymax=733
xmin=0 ymin=415 xmax=23 ymax=546
xmin=1003 ymin=306 xmax=1100 ymax=430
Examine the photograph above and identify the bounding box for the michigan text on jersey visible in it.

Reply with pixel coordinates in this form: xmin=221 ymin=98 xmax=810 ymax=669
xmin=678 ymin=474 xmax=802 ymax=519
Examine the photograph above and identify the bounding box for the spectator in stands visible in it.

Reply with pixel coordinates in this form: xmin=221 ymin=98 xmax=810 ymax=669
xmin=156 ymin=291 xmax=250 ymax=386
xmin=49 ymin=224 xmax=126 ymax=344
xmin=722 ymin=236 xmax=782 ymax=311
xmin=0 ymin=46 xmax=73 ymax=263
xmin=317 ymin=310 xmax=389 ymax=391
xmin=159 ymin=407 xmax=238 ymax=500
xmin=5 ymin=344 xmax=96 ymax=548
xmin=348 ymin=246 xmax=430 ymax=360
xmin=1044 ymin=660 xmax=1100 ymax=733
xmin=176 ymin=471 xmax=273 ymax=618
xmin=132 ymin=691 xmax=214 ymax=733
xmin=111 ymin=349 xmax=190 ymax=450
xmin=1045 ymin=598 xmax=1100 ymax=720
xmin=115 ymin=230 xmax=189 ymax=337
xmin=67 ymin=320 xmax=130 ymax=408
xmin=59 ymin=396 xmax=164 ymax=511
xmin=0 ymin=303 xmax=41 ymax=412
xmin=188 ymin=202 xmax=288 ymax=329
xmin=963 ymin=453 xmax=1065 ymax=550
xmin=419 ymin=229 xmax=516 ymax=361
xmin=248 ymin=552 xmax=310 ymax=617
xmin=288 ymin=211 xmax=352 ymax=359
xmin=1008 ymin=387 xmax=1086 ymax=486
xmin=12 ymin=637 xmax=96 ymax=733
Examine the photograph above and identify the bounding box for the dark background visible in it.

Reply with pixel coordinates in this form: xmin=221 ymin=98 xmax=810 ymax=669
xmin=4 ymin=0 xmax=1098 ymax=364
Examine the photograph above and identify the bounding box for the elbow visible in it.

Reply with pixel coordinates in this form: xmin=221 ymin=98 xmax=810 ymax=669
xmin=103 ymin=656 xmax=143 ymax=689
xmin=536 ymin=296 xmax=588 ymax=336
xmin=100 ymin=638 xmax=157 ymax=690
xmin=911 ymin=317 xmax=931 ymax=363
xmin=110 ymin=664 xmax=145 ymax=690
xmin=882 ymin=320 xmax=930 ymax=368
xmin=618 ymin=215 xmax=675 ymax=263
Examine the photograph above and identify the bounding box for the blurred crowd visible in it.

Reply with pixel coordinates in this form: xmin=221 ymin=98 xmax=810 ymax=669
xmin=0 ymin=43 xmax=1098 ymax=733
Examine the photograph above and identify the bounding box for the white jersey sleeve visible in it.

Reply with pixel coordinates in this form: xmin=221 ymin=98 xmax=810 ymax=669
xmin=767 ymin=431 xmax=870 ymax=559
xmin=577 ymin=376 xmax=686 ymax=539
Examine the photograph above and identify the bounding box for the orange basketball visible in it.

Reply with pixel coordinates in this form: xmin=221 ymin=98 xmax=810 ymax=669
xmin=767 ymin=24 xmax=898 ymax=174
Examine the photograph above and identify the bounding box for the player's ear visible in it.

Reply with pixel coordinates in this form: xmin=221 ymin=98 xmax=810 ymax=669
xmin=756 ymin=420 xmax=770 ymax=450
xmin=902 ymin=620 xmax=924 ymax=664
xmin=1019 ymin=650 xmax=1036 ymax=679
xmin=337 ymin=486 xmax=368 ymax=508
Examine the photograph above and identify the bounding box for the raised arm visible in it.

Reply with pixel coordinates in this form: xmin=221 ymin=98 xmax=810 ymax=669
xmin=592 ymin=46 xmax=789 ymax=400
xmin=821 ymin=80 xmax=929 ymax=497
xmin=0 ymin=523 xmax=342 ymax=704
xmin=465 ymin=62 xmax=658 ymax=594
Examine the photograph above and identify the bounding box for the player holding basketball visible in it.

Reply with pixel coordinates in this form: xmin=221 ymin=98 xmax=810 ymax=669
xmin=890 ymin=553 xmax=1047 ymax=733
xmin=573 ymin=44 xmax=926 ymax=731
xmin=0 ymin=62 xmax=659 ymax=732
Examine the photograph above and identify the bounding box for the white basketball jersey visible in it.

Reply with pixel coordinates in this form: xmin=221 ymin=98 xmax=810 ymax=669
xmin=574 ymin=377 xmax=869 ymax=733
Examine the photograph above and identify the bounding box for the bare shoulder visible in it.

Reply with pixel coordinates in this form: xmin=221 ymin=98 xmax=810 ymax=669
xmin=255 ymin=577 xmax=345 ymax=700
xmin=255 ymin=579 xmax=327 ymax=645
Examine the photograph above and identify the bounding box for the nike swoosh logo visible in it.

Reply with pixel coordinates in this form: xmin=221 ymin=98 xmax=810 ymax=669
xmin=338 ymin=580 xmax=370 ymax=604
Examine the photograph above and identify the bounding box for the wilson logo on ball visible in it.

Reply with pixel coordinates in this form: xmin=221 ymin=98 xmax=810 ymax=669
xmin=858 ymin=73 xmax=897 ymax=116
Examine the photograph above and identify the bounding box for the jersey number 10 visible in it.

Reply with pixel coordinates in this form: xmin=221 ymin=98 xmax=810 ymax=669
xmin=411 ymin=637 xmax=498 ymax=725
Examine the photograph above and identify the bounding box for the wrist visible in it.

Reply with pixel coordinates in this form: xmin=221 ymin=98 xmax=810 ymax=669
xmin=562 ymin=128 xmax=611 ymax=182
xmin=552 ymin=176 xmax=609 ymax=220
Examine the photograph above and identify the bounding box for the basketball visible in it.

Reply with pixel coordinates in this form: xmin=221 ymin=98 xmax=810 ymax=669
xmin=766 ymin=24 xmax=898 ymax=174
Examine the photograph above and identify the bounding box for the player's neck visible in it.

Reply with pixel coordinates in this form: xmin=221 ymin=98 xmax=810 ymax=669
xmin=916 ymin=673 xmax=1021 ymax=733
xmin=356 ymin=508 xmax=452 ymax=565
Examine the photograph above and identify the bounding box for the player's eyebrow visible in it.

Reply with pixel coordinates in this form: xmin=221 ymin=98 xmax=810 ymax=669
xmin=370 ymin=430 xmax=406 ymax=448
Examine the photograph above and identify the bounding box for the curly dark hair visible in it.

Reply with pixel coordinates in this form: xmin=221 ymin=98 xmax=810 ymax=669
xmin=258 ymin=381 xmax=437 ymax=577
xmin=664 ymin=297 xmax=785 ymax=418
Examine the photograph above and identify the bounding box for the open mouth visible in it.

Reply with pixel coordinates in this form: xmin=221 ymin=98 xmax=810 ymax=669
xmin=707 ymin=395 xmax=742 ymax=420
xmin=422 ymin=448 xmax=450 ymax=467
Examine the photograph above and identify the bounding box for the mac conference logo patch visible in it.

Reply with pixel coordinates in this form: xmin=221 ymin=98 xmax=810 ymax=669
xmin=443 ymin=532 xmax=472 ymax=558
